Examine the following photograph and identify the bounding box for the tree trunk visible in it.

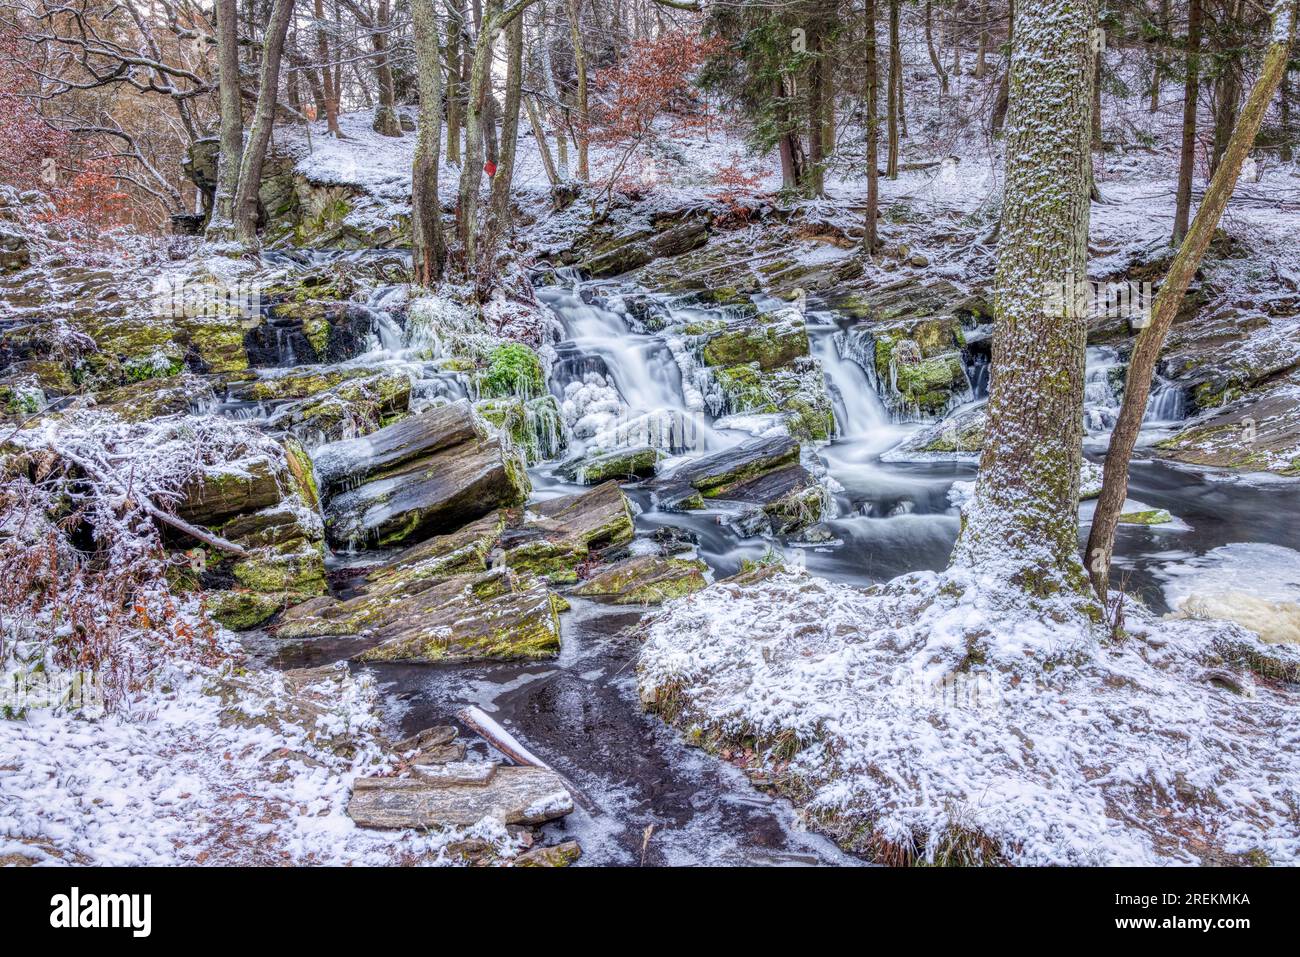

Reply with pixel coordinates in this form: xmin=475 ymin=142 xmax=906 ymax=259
xmin=887 ymin=0 xmax=900 ymax=179
xmin=864 ymin=0 xmax=880 ymax=251
xmin=1150 ymin=0 xmax=1169 ymax=112
xmin=808 ymin=21 xmax=826 ymax=198
xmin=412 ymin=0 xmax=445 ymax=285
xmin=524 ymin=96 xmax=560 ymax=186
xmin=315 ymin=0 xmax=342 ymax=136
xmin=774 ymin=76 xmax=804 ymax=190
xmin=823 ymin=69 xmax=836 ymax=153
xmin=490 ymin=14 xmax=524 ymax=227
xmin=1282 ymin=65 xmax=1294 ymax=162
xmin=564 ymin=0 xmax=590 ymax=181
xmin=372 ymin=0 xmax=403 ymax=136
xmin=1086 ymin=0 xmax=1296 ymax=601
xmin=232 ymin=0 xmax=296 ymax=247
xmin=991 ymin=0 xmax=1014 ymax=132
xmin=446 ymin=0 xmax=464 ymax=164
xmin=949 ymin=0 xmax=1097 ymax=604
xmin=539 ymin=0 xmax=569 ymax=178
xmin=1172 ymin=0 xmax=1202 ymax=245
xmin=1209 ymin=0 xmax=1244 ymax=177
xmin=975 ymin=0 xmax=989 ymax=79
xmin=207 ymin=0 xmax=243 ymax=240
xmin=1092 ymin=34 xmax=1103 ymax=149
xmin=456 ymin=0 xmax=537 ymax=277
xmin=926 ymin=0 xmax=950 ymax=94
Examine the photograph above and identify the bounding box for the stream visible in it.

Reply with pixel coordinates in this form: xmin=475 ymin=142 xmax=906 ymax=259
xmin=241 ymin=264 xmax=1300 ymax=865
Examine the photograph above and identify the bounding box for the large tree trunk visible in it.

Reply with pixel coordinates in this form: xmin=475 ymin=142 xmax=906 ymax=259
xmin=564 ymin=0 xmax=590 ymax=181
xmin=949 ymin=0 xmax=1097 ymax=604
xmin=412 ymin=0 xmax=445 ymax=285
xmin=887 ymin=0 xmax=900 ymax=179
xmin=232 ymin=0 xmax=296 ymax=247
xmin=207 ymin=0 xmax=243 ymax=241
xmin=864 ymin=0 xmax=880 ymax=251
xmin=372 ymin=0 xmax=403 ymax=136
xmin=490 ymin=14 xmax=524 ymax=227
xmin=1172 ymin=0 xmax=1202 ymax=245
xmin=1085 ymin=0 xmax=1296 ymax=600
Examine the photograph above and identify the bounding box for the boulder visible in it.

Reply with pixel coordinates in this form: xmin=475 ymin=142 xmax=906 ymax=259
xmin=183 ymin=439 xmax=327 ymax=630
xmin=530 ymin=480 xmax=636 ymax=551
xmin=263 ymin=371 xmax=410 ymax=447
xmin=655 ymin=434 xmax=801 ymax=507
xmin=1154 ymin=372 xmax=1300 ymax=475
xmin=700 ymin=309 xmax=809 ymax=371
xmin=514 ymin=840 xmax=583 ymax=867
xmin=579 ymin=211 xmax=711 ymax=278
xmin=313 ymin=399 xmax=484 ymax=493
xmin=710 ymin=359 xmax=836 ymax=442
xmin=882 ymin=403 xmax=987 ymax=461
xmin=348 ymin=765 xmax=574 ymax=829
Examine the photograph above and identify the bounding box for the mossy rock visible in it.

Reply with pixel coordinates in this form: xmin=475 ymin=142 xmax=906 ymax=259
xmin=700 ymin=311 xmax=809 ymax=371
xmin=560 ymin=445 xmax=663 ymax=484
xmin=476 ymin=343 xmax=545 ymax=399
xmin=1117 ymin=509 xmax=1173 ymax=526
xmin=573 ymin=555 xmax=708 ymax=604
xmin=207 ymin=590 xmax=292 ymax=631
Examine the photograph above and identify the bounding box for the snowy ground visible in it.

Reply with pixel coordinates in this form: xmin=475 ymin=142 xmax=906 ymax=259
xmin=0 ymin=626 xmax=521 ymax=867
xmin=638 ymin=566 xmax=1300 ymax=865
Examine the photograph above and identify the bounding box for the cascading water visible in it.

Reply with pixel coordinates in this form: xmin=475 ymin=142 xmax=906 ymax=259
xmin=537 ymin=277 xmax=727 ymax=458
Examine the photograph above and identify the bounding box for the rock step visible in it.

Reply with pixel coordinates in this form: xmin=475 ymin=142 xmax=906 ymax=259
xmin=348 ymin=765 xmax=575 ymax=829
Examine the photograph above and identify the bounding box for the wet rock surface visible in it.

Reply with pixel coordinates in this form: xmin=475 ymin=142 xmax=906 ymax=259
xmin=315 ymin=401 xmax=530 ymax=548
xmin=348 ymin=765 xmax=575 ymax=829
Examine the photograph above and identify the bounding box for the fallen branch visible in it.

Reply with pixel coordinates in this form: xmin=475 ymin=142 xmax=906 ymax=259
xmin=53 ymin=446 xmax=250 ymax=557
xmin=458 ymin=705 xmax=597 ymax=813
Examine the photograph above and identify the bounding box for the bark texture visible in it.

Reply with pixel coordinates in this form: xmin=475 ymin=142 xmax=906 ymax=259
xmin=949 ymin=0 xmax=1098 ymax=602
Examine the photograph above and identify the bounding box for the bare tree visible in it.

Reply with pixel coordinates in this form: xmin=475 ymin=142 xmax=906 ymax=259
xmin=232 ymin=0 xmax=297 ymax=246
xmin=1086 ymin=0 xmax=1297 ymax=600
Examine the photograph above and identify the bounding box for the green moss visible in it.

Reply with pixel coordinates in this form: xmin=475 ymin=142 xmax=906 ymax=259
xmin=701 ymin=316 xmax=808 ymax=370
xmin=1117 ymin=508 xmax=1172 ymax=526
xmin=283 ymin=438 xmax=320 ymax=511
xmin=207 ymin=590 xmax=287 ymax=630
xmin=504 ymin=538 xmax=588 ymax=584
xmin=478 ymin=343 xmax=544 ymax=399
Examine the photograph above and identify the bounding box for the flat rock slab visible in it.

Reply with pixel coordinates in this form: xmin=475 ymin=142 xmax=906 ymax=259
xmin=324 ymin=436 xmax=527 ymax=548
xmin=574 ymin=555 xmax=708 ymax=604
xmin=529 ymin=480 xmax=636 ymax=550
xmin=313 ymin=399 xmax=483 ymax=494
xmin=348 ymin=766 xmax=575 ymax=829
xmin=655 ymin=434 xmax=799 ymax=506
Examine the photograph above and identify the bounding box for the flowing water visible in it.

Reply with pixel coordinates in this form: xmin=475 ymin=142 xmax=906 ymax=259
xmin=244 ymin=263 xmax=1300 ymax=865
